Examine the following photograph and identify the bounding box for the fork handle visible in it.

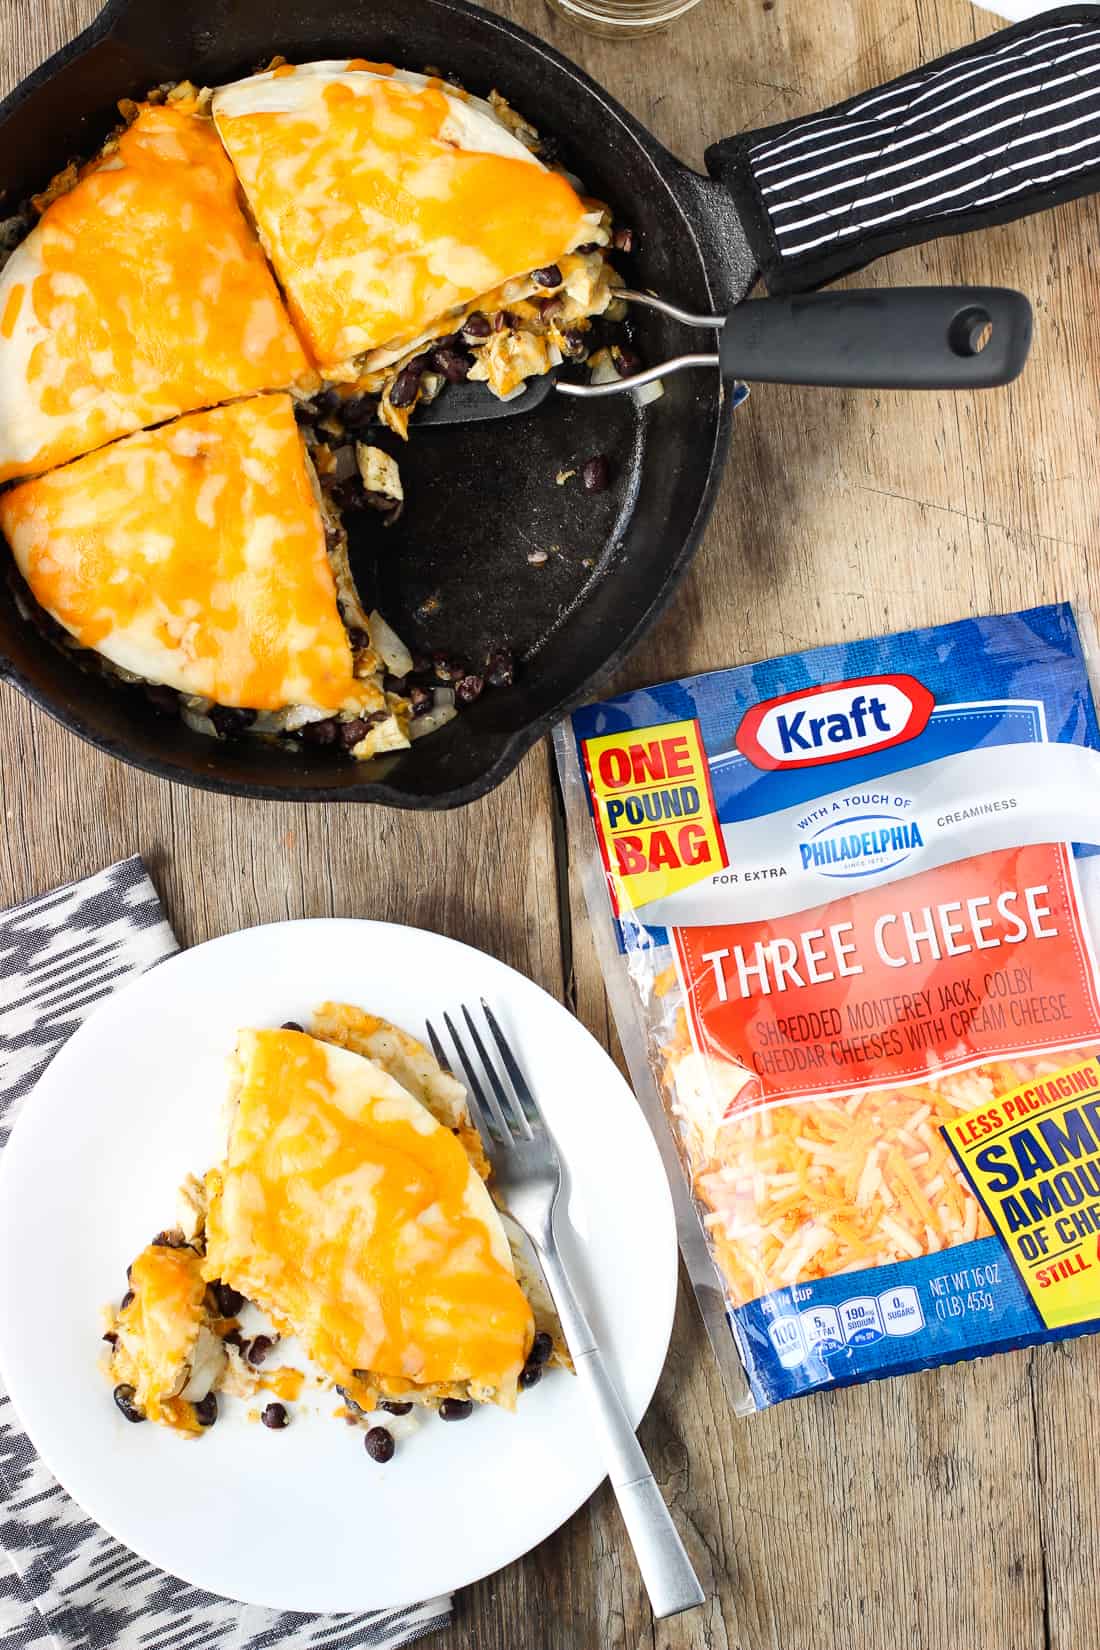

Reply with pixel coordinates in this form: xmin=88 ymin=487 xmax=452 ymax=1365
xmin=535 ymin=1243 xmax=705 ymax=1620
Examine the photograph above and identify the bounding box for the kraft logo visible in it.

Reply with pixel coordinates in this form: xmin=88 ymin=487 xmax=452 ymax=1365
xmin=734 ymin=675 xmax=935 ymax=771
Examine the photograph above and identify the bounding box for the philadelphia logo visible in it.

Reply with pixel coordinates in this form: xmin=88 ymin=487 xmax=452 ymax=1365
xmin=734 ymin=674 xmax=935 ymax=771
xmin=800 ymin=812 xmax=924 ymax=878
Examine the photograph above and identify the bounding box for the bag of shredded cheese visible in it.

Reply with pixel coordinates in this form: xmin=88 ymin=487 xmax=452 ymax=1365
xmin=556 ymin=603 xmax=1100 ymax=1411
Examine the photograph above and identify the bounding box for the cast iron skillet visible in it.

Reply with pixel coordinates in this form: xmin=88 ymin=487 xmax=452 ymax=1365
xmin=1 ymin=0 xmax=1098 ymax=807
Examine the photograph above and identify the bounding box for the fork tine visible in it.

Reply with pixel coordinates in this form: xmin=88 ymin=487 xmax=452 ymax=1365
xmin=442 ymin=1011 xmax=512 ymax=1145
xmin=425 ymin=1019 xmax=453 ymax=1076
xmin=481 ymin=1000 xmax=542 ymax=1131
xmin=462 ymin=1005 xmax=533 ymax=1141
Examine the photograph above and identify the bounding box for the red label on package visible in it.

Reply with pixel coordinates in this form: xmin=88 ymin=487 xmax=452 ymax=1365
xmin=672 ymin=843 xmax=1100 ymax=1104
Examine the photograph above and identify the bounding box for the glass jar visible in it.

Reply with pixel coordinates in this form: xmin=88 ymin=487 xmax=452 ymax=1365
xmin=544 ymin=0 xmax=705 ymax=39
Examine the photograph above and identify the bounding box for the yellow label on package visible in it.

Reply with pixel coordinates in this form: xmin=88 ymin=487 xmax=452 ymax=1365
xmin=580 ymin=717 xmax=728 ymax=917
xmin=944 ymin=1057 xmax=1100 ymax=1329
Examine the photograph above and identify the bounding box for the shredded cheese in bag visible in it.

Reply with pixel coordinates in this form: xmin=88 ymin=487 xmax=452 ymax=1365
xmin=559 ymin=604 xmax=1100 ymax=1410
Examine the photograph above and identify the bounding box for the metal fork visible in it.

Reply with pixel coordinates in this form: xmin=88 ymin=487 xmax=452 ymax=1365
xmin=427 ymin=1001 xmax=704 ymax=1621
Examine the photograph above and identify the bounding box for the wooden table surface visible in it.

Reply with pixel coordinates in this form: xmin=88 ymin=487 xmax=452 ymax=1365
xmin=3 ymin=0 xmax=1099 ymax=1645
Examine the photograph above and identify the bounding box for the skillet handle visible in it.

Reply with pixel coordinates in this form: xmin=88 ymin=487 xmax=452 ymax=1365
xmin=719 ymin=287 xmax=1033 ymax=390
xmin=705 ymin=7 xmax=1100 ymax=295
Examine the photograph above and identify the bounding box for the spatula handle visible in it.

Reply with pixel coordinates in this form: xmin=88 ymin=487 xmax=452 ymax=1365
xmin=719 ymin=286 xmax=1032 ymax=390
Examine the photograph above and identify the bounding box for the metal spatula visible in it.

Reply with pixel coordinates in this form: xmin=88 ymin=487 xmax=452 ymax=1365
xmin=410 ymin=285 xmax=1032 ymax=426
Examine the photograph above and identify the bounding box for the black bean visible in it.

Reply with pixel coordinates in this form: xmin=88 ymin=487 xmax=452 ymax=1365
xmin=102 ymin=1330 xmax=118 ymax=1346
xmin=300 ymin=717 xmax=339 ymax=747
xmin=430 ymin=346 xmax=472 ymax=384
xmin=281 ymin=1020 xmax=304 ymax=1033
xmin=210 ymin=705 xmax=256 ymax=739
xmin=389 ymin=365 xmax=423 ymax=408
xmin=461 ymin=312 xmax=491 ymax=341
xmin=365 ymin=1426 xmax=395 ymax=1462
xmin=574 ymin=241 xmax=600 ymax=254
xmin=379 ymin=1399 xmax=414 ymax=1415
xmin=210 ymin=1280 xmax=245 ymax=1316
xmin=519 ymin=1363 xmax=542 ymax=1390
xmin=531 ymin=263 xmax=562 ymax=288
xmin=113 ymin=1383 xmax=145 ymax=1423
xmin=534 ymin=295 xmax=563 ymax=320
xmin=315 ymin=388 xmax=344 ymax=417
xmin=582 ymin=454 xmax=611 ymax=494
xmin=493 ymin=309 xmax=520 ymax=333
xmin=611 ymin=226 xmax=635 ymax=253
xmin=612 ymin=345 xmax=642 ymax=378
xmin=194 ymin=1392 xmax=218 ymax=1427
xmin=223 ymin=1328 xmax=244 ymax=1350
xmin=293 ymin=402 xmax=316 ymax=428
xmin=245 ymin=1334 xmax=276 ymax=1367
xmin=455 ymin=674 xmax=484 ymax=705
xmin=409 ymin=685 xmax=434 ymax=717
xmin=261 ymin=1402 xmax=289 ymax=1430
xmin=346 ymin=627 xmax=369 ymax=651
xmin=438 ymin=1398 xmax=473 ymax=1422
xmin=485 ymin=648 xmax=515 ymax=689
xmin=561 ymin=328 xmax=589 ymax=359
xmin=337 ymin=717 xmax=370 ymax=750
xmin=120 ymin=1289 xmax=134 ymax=1312
xmin=530 ymin=1330 xmax=554 ymax=1366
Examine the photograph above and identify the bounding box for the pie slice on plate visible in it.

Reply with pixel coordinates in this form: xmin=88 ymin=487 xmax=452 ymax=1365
xmin=103 ymin=1011 xmax=569 ymax=1435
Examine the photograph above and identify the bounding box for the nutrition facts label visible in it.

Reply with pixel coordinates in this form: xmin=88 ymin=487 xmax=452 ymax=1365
xmin=766 ymin=1286 xmax=926 ymax=1367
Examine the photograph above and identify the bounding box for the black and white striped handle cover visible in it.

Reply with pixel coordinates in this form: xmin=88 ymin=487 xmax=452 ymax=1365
xmin=706 ymin=7 xmax=1100 ymax=294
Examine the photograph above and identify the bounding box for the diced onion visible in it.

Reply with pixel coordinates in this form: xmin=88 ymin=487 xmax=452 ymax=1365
xmin=368 ymin=609 xmax=414 ymax=677
xmin=180 ymin=704 xmax=216 ymax=738
xmin=408 ymin=704 xmax=458 ymax=740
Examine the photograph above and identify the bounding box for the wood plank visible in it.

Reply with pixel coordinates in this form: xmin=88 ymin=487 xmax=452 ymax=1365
xmin=3 ymin=0 xmax=1096 ymax=1645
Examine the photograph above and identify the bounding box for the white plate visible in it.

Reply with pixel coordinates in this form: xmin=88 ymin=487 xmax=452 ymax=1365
xmin=0 ymin=919 xmax=677 ymax=1613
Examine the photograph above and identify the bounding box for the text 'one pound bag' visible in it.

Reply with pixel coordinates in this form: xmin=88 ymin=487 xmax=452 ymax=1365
xmin=556 ymin=604 xmax=1100 ymax=1411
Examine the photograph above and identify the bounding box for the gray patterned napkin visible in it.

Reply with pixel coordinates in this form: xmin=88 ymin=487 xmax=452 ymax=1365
xmin=0 ymin=857 xmax=451 ymax=1650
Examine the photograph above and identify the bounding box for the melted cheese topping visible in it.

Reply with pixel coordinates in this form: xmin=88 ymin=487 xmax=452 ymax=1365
xmin=262 ymin=1365 xmax=306 ymax=1401
xmin=0 ymin=394 xmax=377 ymax=713
xmin=116 ymin=1245 xmax=206 ymax=1431
xmin=212 ymin=63 xmax=590 ymax=371
xmin=0 ymin=103 xmax=311 ymax=484
xmin=202 ymin=1029 xmax=533 ymax=1407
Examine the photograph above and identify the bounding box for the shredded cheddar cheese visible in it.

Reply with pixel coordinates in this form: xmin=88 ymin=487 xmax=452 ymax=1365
xmin=0 ymin=101 xmax=311 ymax=483
xmin=0 ymin=394 xmax=383 ymax=715
xmin=665 ymin=1032 xmax=998 ymax=1306
xmin=211 ymin=63 xmax=592 ymax=373
xmin=202 ymin=1028 xmax=535 ymax=1413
